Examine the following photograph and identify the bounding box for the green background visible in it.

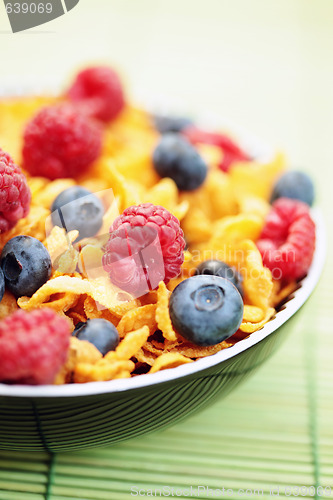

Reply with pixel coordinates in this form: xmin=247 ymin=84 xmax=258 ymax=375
xmin=0 ymin=1 xmax=332 ymax=498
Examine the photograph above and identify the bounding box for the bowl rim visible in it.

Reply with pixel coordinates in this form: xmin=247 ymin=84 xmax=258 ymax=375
xmin=0 ymin=208 xmax=325 ymax=399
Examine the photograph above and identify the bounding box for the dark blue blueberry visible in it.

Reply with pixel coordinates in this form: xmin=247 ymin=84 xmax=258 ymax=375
xmin=195 ymin=259 xmax=243 ymax=297
xmin=51 ymin=186 xmax=104 ymax=241
xmin=73 ymin=318 xmax=120 ymax=356
xmin=169 ymin=275 xmax=244 ymax=346
xmin=0 ymin=268 xmax=5 ymax=303
xmin=152 ymin=133 xmax=208 ymax=191
xmin=153 ymin=114 xmax=193 ymax=134
xmin=270 ymin=171 xmax=315 ymax=206
xmin=1 ymin=236 xmax=52 ymax=298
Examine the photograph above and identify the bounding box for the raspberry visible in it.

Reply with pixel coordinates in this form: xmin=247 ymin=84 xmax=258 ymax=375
xmin=183 ymin=127 xmax=250 ymax=172
xmin=0 ymin=149 xmax=31 ymax=233
xmin=103 ymin=203 xmax=186 ymax=296
xmin=0 ymin=308 xmax=71 ymax=385
xmin=67 ymin=66 xmax=125 ymax=123
xmin=22 ymin=104 xmax=102 ymax=180
xmin=256 ymin=198 xmax=316 ymax=280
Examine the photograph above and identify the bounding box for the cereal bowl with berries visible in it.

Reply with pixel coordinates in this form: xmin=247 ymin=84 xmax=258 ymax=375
xmin=0 ymin=66 xmax=325 ymax=451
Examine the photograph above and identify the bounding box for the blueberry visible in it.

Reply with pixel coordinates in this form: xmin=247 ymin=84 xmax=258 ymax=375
xmin=1 ymin=236 xmax=52 ymax=298
xmin=51 ymin=186 xmax=104 ymax=241
xmin=270 ymin=171 xmax=315 ymax=206
xmin=169 ymin=275 xmax=244 ymax=346
xmin=153 ymin=114 xmax=193 ymax=134
xmin=195 ymin=259 xmax=243 ymax=297
xmin=0 ymin=268 xmax=5 ymax=303
xmin=73 ymin=318 xmax=120 ymax=356
xmin=152 ymin=133 xmax=208 ymax=191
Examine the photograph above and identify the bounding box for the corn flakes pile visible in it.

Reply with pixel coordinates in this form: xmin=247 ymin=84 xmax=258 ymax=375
xmin=0 ymin=68 xmax=304 ymax=385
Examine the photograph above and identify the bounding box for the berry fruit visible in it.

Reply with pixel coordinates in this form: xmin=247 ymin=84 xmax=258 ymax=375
xmin=51 ymin=186 xmax=104 ymax=240
xmin=152 ymin=133 xmax=208 ymax=191
xmin=153 ymin=114 xmax=193 ymax=134
xmin=103 ymin=203 xmax=186 ymax=296
xmin=0 ymin=308 xmax=70 ymax=385
xmin=195 ymin=259 xmax=243 ymax=297
xmin=1 ymin=236 xmax=52 ymax=298
xmin=183 ymin=127 xmax=250 ymax=172
xmin=67 ymin=66 xmax=125 ymax=123
xmin=270 ymin=171 xmax=315 ymax=206
xmin=0 ymin=149 xmax=31 ymax=233
xmin=169 ymin=275 xmax=244 ymax=346
xmin=256 ymin=198 xmax=316 ymax=280
xmin=22 ymin=104 xmax=102 ymax=180
xmin=73 ymin=319 xmax=120 ymax=356
xmin=0 ymin=268 xmax=5 ymax=304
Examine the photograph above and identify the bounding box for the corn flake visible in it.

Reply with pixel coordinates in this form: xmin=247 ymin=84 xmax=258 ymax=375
xmin=149 ymin=353 xmax=192 ymax=373
xmin=156 ymin=282 xmax=177 ymax=341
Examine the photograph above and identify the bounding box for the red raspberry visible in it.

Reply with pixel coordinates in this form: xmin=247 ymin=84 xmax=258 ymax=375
xmin=102 ymin=203 xmax=186 ymax=297
xmin=0 ymin=149 xmax=31 ymax=233
xmin=67 ymin=66 xmax=125 ymax=123
xmin=183 ymin=127 xmax=250 ymax=172
xmin=0 ymin=308 xmax=71 ymax=385
xmin=22 ymin=104 xmax=102 ymax=180
xmin=257 ymin=198 xmax=316 ymax=280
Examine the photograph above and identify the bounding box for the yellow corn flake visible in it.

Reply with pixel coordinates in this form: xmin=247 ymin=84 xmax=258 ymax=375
xmin=44 ymin=226 xmax=78 ymax=260
xmin=196 ymin=144 xmax=223 ymax=169
xmin=56 ymin=245 xmax=80 ymax=275
xmin=0 ymin=206 xmax=50 ymax=249
xmin=17 ymin=275 xmax=140 ymax=317
xmin=135 ymin=348 xmax=157 ymax=366
xmin=240 ymin=307 xmax=275 ymax=333
xmin=27 ymin=177 xmax=48 ymax=198
xmin=0 ymin=291 xmax=18 ymax=320
xmin=80 ymin=178 xmax=109 ymax=193
xmin=44 ymin=226 xmax=79 ymax=274
xmin=55 ymin=336 xmax=103 ymax=384
xmin=230 ymin=152 xmax=286 ymax=200
xmin=113 ymin=370 xmax=132 ymax=379
xmin=144 ymin=178 xmax=178 ymax=211
xmin=182 ymin=208 xmax=213 ymax=244
xmin=105 ymin=325 xmax=150 ymax=361
xmin=172 ymin=200 xmax=189 ymax=221
xmin=97 ymin=198 xmax=120 ymax=237
xmin=74 ymin=359 xmax=135 ymax=383
xmin=91 ymin=159 xmax=142 ymax=211
xmin=242 ymin=305 xmax=265 ymax=323
xmin=83 ymin=296 xmax=119 ymax=326
xmin=117 ymin=304 xmax=157 ymax=337
xmin=149 ymin=353 xmax=193 ymax=373
xmin=139 ymin=290 xmax=158 ymax=306
xmin=33 ymin=179 xmax=76 ymax=208
xmin=205 ymin=170 xmax=239 ymax=219
xmin=156 ymin=281 xmax=177 ymax=341
xmin=238 ymin=195 xmax=271 ymax=220
xmin=212 ymin=214 xmax=263 ymax=245
xmin=72 ymin=337 xmax=103 ymax=364
xmin=240 ymin=240 xmax=274 ymax=310
xmin=201 ymin=239 xmax=273 ymax=311
xmin=180 ymin=187 xmax=212 ymax=220
xmin=170 ymin=341 xmax=232 ymax=358
xmin=78 ymin=244 xmax=104 ymax=279
xmin=66 ymin=310 xmax=87 ymax=325
xmin=167 ymin=276 xmax=186 ymax=293
xmin=271 ymin=281 xmax=299 ymax=308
